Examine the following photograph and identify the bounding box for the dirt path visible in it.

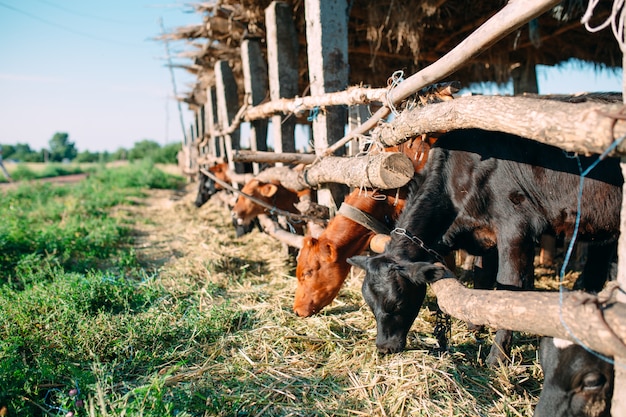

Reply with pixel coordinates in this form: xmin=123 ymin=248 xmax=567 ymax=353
xmin=0 ymin=173 xmax=89 ymax=190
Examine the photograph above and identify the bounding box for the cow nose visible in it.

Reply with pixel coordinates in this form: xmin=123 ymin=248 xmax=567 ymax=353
xmin=293 ymin=301 xmax=317 ymax=317
xmin=376 ymin=339 xmax=405 ymax=355
xmin=231 ymin=212 xmax=243 ymax=225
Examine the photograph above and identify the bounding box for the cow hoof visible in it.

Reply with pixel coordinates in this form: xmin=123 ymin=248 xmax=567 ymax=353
xmin=486 ymin=350 xmax=509 ymax=368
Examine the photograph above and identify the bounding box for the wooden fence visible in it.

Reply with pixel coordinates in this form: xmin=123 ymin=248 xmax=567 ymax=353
xmin=178 ymin=0 xmax=626 ymax=414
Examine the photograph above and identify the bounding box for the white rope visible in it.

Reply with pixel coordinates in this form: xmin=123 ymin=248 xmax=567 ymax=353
xmin=386 ymin=70 xmax=405 ymax=116
xmin=582 ymin=0 xmax=626 ymax=52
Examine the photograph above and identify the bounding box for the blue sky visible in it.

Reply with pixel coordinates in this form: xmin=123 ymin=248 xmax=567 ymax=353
xmin=0 ymin=0 xmax=198 ymax=153
xmin=0 ymin=1 xmax=624 ymax=153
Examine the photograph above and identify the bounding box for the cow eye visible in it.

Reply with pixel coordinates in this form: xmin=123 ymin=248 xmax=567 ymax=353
xmin=581 ymin=372 xmax=605 ymax=391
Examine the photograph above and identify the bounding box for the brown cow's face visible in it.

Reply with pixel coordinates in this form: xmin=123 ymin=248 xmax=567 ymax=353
xmin=231 ymin=179 xmax=278 ymax=226
xmin=294 ymin=236 xmax=351 ymax=317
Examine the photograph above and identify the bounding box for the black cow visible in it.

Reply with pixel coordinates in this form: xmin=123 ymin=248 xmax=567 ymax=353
xmin=536 ymin=337 xmax=613 ymax=417
xmin=195 ymin=162 xmax=230 ymax=208
xmin=348 ymin=128 xmax=622 ymax=365
xmin=195 ymin=170 xmax=219 ymax=207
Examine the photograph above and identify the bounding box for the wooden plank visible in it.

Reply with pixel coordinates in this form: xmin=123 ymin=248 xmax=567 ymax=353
xmin=612 ymin=51 xmax=626 ymax=413
xmin=348 ymin=105 xmax=369 ymax=156
xmin=304 ymin=0 xmax=348 ymax=155
xmin=204 ymin=86 xmax=220 ymax=158
xmin=241 ymin=39 xmax=269 ymax=174
xmin=265 ymin=1 xmax=298 ymax=157
xmin=215 ymin=60 xmax=241 ymax=175
xmin=304 ymin=0 xmax=350 ymax=211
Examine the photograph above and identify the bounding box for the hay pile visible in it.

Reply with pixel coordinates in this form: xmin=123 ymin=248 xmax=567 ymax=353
xmin=127 ymin=183 xmax=554 ymax=416
xmin=161 ymin=0 xmax=622 ymax=109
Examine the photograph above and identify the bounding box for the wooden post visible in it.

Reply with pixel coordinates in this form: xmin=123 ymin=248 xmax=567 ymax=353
xmin=348 ymin=105 xmax=369 ymax=156
xmin=205 ymin=86 xmax=220 ymax=159
xmin=304 ymin=0 xmax=350 ymax=212
xmin=215 ymin=60 xmax=241 ymax=176
xmin=241 ymin=39 xmax=269 ymax=174
xmin=194 ymin=109 xmax=201 ymax=143
xmin=611 ymin=52 xmax=626 ymax=417
xmin=265 ymin=1 xmax=298 ymax=158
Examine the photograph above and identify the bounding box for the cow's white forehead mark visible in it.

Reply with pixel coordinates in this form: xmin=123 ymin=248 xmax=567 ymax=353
xmin=553 ymin=338 xmax=574 ymax=349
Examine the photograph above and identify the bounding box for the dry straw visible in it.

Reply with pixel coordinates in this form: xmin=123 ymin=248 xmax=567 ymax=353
xmin=125 ymin=184 xmax=554 ymax=416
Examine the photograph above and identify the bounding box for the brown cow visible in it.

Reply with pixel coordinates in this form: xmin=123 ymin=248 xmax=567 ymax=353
xmin=232 ymin=177 xmax=310 ymax=235
xmin=293 ymin=136 xmax=440 ymax=317
xmin=294 ymin=186 xmax=408 ymax=316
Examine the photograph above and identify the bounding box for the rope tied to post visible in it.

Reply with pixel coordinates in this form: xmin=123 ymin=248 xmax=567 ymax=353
xmin=559 ymin=127 xmax=626 ymax=367
xmin=582 ymin=0 xmax=626 ymax=52
xmin=386 ymin=70 xmax=405 ymax=116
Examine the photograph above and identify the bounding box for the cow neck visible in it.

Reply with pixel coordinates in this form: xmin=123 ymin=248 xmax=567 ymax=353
xmin=337 ymin=203 xmax=391 ymax=235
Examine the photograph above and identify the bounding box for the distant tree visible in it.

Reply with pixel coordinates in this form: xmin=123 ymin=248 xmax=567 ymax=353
xmin=1 ymin=144 xmax=16 ymax=160
xmin=100 ymin=151 xmax=111 ymax=163
xmin=1 ymin=143 xmax=42 ymax=162
xmin=75 ymin=150 xmax=100 ymax=163
xmin=112 ymin=147 xmax=128 ymax=161
xmin=128 ymin=139 xmax=161 ymax=161
xmin=156 ymin=142 xmax=182 ymax=164
xmin=48 ymin=132 xmax=78 ymax=162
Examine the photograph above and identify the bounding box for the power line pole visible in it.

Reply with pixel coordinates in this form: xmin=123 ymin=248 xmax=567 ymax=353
xmin=159 ymin=17 xmax=187 ymax=145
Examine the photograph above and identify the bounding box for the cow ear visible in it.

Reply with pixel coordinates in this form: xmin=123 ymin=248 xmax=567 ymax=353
xmin=403 ymin=261 xmax=446 ymax=285
xmin=260 ymin=183 xmax=279 ymax=197
xmin=321 ymin=242 xmax=338 ymax=262
xmin=347 ymin=255 xmax=369 ymax=270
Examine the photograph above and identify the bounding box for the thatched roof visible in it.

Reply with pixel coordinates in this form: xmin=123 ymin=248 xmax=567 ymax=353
xmin=160 ymin=0 xmax=622 ymax=110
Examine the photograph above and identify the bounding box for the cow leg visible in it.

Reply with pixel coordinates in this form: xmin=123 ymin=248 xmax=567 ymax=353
xmin=572 ymin=242 xmax=616 ymax=293
xmin=486 ymin=236 xmax=535 ymax=367
xmin=466 ymin=251 xmax=498 ymax=332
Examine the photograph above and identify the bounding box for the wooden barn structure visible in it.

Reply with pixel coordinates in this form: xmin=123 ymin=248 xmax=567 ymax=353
xmin=160 ymin=0 xmax=626 ymax=414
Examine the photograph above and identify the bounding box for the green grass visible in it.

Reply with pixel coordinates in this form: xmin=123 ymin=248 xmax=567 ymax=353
xmin=0 ymin=163 xmax=544 ymax=417
xmin=0 ymin=162 xmax=190 ymax=416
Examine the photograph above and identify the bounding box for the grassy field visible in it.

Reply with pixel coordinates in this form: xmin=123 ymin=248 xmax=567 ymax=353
xmin=0 ymin=161 xmax=568 ymax=416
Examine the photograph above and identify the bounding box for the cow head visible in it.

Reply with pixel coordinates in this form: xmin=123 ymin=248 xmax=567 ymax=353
xmin=195 ymin=163 xmax=229 ymax=207
xmin=294 ymin=236 xmax=350 ymax=317
xmin=347 ymin=254 xmax=444 ymax=354
xmin=232 ymin=179 xmax=279 ymax=226
xmin=195 ymin=171 xmax=217 ymax=207
xmin=535 ymin=337 xmax=613 ymax=417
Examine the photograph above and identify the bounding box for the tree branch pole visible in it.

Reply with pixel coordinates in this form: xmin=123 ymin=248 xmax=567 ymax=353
xmin=257 ymin=214 xmax=304 ymax=249
xmin=430 ymin=267 xmax=626 ymax=359
xmin=371 ymin=95 xmax=626 ymax=156
xmin=323 ymin=0 xmax=562 ymax=156
xmin=243 ymin=86 xmax=388 ymax=121
xmin=247 ymin=153 xmax=415 ymax=191
xmin=233 ymin=150 xmax=317 ymax=165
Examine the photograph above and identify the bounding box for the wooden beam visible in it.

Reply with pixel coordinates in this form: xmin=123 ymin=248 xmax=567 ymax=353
xmin=233 ymin=150 xmax=316 ymax=165
xmin=430 ymin=270 xmax=626 ymax=359
xmin=215 ymin=60 xmax=241 ymax=175
xmin=265 ymin=1 xmax=298 ymax=156
xmin=241 ymin=39 xmax=269 ymax=174
xmin=204 ymin=87 xmax=220 ymax=158
xmin=371 ymin=95 xmax=626 ymax=156
xmin=305 ymin=0 xmax=350 ymax=212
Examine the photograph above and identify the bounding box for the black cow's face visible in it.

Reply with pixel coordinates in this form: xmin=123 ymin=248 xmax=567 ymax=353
xmin=535 ymin=337 xmax=613 ymax=417
xmin=348 ymin=254 xmax=442 ymax=354
xmin=195 ymin=173 xmax=217 ymax=207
